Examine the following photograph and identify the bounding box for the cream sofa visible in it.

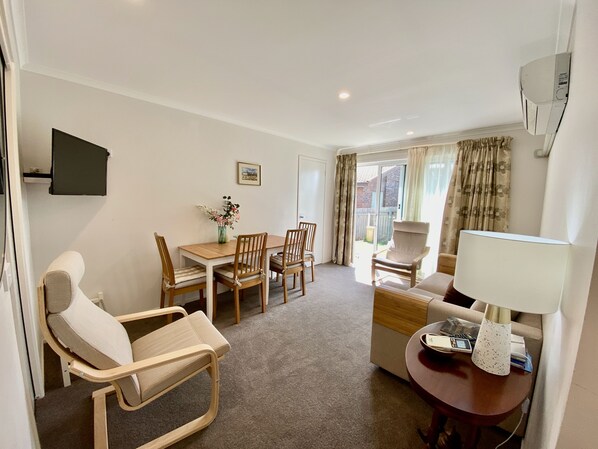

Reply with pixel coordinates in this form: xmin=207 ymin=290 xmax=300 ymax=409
xmin=370 ymin=254 xmax=543 ymax=436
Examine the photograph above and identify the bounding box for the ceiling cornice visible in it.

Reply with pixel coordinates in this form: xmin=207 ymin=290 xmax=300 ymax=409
xmin=20 ymin=63 xmax=335 ymax=152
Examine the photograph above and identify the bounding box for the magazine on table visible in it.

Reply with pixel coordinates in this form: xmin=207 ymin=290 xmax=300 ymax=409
xmin=440 ymin=317 xmax=480 ymax=344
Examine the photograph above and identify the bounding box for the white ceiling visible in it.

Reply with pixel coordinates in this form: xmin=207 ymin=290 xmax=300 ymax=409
xmin=17 ymin=0 xmax=562 ymax=149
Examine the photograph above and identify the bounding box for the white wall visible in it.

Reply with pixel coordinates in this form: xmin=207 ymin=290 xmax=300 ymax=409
xmin=19 ymin=71 xmax=336 ymax=315
xmin=557 ymin=247 xmax=598 ymax=448
xmin=506 ymin=129 xmax=547 ymax=235
xmin=0 ymin=271 xmax=38 ymax=449
xmin=522 ymin=1 xmax=598 ymax=448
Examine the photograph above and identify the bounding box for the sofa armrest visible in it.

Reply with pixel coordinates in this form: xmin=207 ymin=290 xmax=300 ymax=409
xmin=371 ymin=286 xmax=434 ymax=381
xmin=437 ymin=253 xmax=457 ymax=276
xmin=372 ymin=286 xmax=433 ymax=336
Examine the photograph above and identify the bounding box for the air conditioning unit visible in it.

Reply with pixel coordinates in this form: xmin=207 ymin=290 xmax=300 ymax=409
xmin=520 ymin=52 xmax=571 ymax=157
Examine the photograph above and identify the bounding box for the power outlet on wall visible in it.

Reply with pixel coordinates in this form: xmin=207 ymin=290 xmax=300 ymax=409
xmin=91 ymin=291 xmax=106 ymax=310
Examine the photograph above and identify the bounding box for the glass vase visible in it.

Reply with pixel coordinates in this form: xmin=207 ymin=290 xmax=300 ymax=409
xmin=217 ymin=226 xmax=227 ymax=244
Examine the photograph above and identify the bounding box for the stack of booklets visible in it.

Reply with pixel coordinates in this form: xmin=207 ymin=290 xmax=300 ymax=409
xmin=511 ymin=334 xmax=533 ymax=373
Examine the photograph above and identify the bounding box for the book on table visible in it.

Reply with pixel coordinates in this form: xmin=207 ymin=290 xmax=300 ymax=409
xmin=510 ymin=334 xmax=533 ymax=372
xmin=511 ymin=334 xmax=527 ymax=362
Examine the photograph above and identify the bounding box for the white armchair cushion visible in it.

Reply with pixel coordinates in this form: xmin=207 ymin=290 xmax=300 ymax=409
xmin=133 ymin=311 xmax=230 ymax=401
xmin=45 ymin=252 xmax=142 ymax=406
xmin=44 ymin=251 xmax=86 ymax=313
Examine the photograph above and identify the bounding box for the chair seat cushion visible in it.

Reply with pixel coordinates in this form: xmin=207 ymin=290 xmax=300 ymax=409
xmin=372 ymin=256 xmax=413 ymax=270
xmin=270 ymin=254 xmax=303 ymax=269
xmin=173 ymin=266 xmax=206 ymax=288
xmin=132 ymin=311 xmax=230 ymax=402
xmin=277 ymin=250 xmax=314 ymax=261
xmin=214 ymin=264 xmax=262 ymax=283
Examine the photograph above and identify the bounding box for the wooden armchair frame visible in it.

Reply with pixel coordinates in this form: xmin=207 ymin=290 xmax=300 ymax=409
xmin=38 ymin=285 xmax=222 ymax=449
xmin=371 ymin=221 xmax=430 ymax=287
xmin=371 ymin=246 xmax=430 ymax=287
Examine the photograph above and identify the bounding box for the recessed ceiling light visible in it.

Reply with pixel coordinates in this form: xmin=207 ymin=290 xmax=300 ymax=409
xmin=338 ymin=91 xmax=351 ymax=100
xmin=406 ymin=131 xmax=414 ymax=136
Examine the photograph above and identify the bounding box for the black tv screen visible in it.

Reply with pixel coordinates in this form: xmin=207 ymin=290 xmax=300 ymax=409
xmin=50 ymin=129 xmax=109 ymax=196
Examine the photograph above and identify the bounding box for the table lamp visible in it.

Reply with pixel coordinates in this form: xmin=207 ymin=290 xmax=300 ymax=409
xmin=454 ymin=231 xmax=569 ymax=376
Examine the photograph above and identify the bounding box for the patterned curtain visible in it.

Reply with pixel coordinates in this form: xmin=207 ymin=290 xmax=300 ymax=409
xmin=402 ymin=146 xmax=428 ymax=221
xmin=332 ymin=153 xmax=357 ymax=266
xmin=439 ymin=137 xmax=512 ymax=254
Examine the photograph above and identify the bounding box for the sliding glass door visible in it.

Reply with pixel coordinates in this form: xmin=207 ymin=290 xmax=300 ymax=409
xmin=354 ymin=162 xmax=406 ymax=261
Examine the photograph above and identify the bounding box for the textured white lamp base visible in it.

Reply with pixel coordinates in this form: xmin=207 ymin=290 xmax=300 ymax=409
xmin=471 ymin=317 xmax=512 ymax=376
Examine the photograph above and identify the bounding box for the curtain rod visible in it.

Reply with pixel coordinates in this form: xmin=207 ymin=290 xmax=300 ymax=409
xmin=337 ymin=140 xmax=456 ymax=158
xmin=337 ymin=123 xmax=523 ymax=155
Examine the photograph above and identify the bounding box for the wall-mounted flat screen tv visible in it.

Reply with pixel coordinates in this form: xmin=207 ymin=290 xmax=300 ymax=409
xmin=50 ymin=129 xmax=109 ymax=196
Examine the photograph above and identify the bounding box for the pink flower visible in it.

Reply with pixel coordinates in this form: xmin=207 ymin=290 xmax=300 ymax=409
xmin=197 ymin=196 xmax=241 ymax=229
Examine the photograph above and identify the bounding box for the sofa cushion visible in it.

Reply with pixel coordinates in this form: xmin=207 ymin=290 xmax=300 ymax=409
xmin=443 ymin=280 xmax=476 ymax=308
xmin=471 ymin=300 xmax=520 ymax=321
xmin=414 ymin=272 xmax=453 ymax=296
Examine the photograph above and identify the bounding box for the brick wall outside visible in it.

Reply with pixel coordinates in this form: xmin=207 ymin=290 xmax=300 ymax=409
xmin=356 ymin=166 xmax=403 ymax=209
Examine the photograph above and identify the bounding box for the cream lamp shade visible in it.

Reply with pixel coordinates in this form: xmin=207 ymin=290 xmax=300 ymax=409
xmin=454 ymin=231 xmax=569 ymax=313
xmin=454 ymin=231 xmax=569 ymax=376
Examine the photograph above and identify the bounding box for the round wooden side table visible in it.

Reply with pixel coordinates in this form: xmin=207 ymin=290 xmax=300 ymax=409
xmin=406 ymin=322 xmax=532 ymax=449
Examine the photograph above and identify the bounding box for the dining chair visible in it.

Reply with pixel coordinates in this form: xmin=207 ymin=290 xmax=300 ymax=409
xmin=269 ymin=228 xmax=307 ymax=304
xmin=39 ymin=251 xmax=230 ymax=448
xmin=213 ymin=232 xmax=268 ymax=324
xmin=298 ymin=221 xmax=317 ymax=282
xmin=155 ymin=233 xmax=209 ymax=319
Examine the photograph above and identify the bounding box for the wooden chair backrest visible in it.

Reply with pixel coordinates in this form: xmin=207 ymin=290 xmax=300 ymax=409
xmin=154 ymin=233 xmax=175 ymax=286
xmin=281 ymin=229 xmax=307 ymax=268
xmin=298 ymin=222 xmax=317 ymax=252
xmin=233 ymin=232 xmax=268 ymax=279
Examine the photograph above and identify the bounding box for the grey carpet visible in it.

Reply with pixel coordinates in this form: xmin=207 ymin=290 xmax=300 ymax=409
xmin=35 ymin=263 xmax=520 ymax=448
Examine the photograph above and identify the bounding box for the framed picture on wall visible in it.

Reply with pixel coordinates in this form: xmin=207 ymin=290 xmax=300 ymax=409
xmin=237 ymin=162 xmax=261 ymax=186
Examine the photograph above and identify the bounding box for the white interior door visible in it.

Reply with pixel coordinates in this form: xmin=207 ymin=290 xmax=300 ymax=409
xmin=297 ymin=155 xmax=326 ymax=264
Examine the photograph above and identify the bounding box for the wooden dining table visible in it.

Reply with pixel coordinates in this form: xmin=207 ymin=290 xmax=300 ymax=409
xmin=179 ymin=234 xmax=286 ymax=321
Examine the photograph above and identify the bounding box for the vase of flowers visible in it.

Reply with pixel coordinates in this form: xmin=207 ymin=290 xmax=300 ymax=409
xmin=197 ymin=196 xmax=240 ymax=243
